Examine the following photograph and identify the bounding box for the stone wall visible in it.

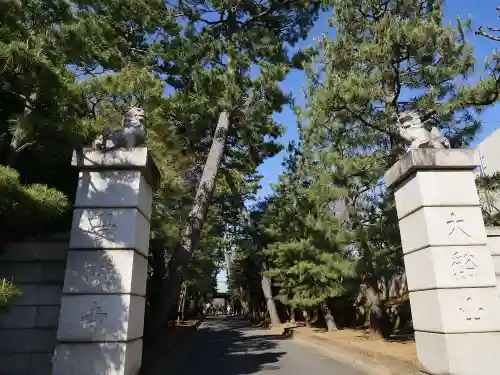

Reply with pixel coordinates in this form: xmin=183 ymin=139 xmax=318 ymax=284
xmin=0 ymin=236 xmax=69 ymax=375
xmin=486 ymin=226 xmax=500 ymax=292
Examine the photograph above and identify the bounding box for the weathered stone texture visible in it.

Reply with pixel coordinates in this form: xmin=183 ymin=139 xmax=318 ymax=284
xmin=75 ymin=170 xmax=153 ymax=219
xmin=0 ymin=306 xmax=37 ymax=329
xmin=57 ymin=294 xmax=145 ymax=342
xmin=404 ymin=245 xmax=496 ymax=291
xmin=52 ymin=340 xmax=143 ymax=375
xmin=398 ymin=206 xmax=487 ymax=253
xmin=69 ymin=208 xmax=150 ymax=256
xmin=415 ymin=331 xmax=500 ymax=375
xmin=384 ymin=148 xmax=480 ymax=189
xmin=0 ymin=239 xmax=68 ymax=375
xmin=63 ymin=249 xmax=147 ymax=295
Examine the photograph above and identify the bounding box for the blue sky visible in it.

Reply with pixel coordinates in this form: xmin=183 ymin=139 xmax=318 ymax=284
xmin=256 ymin=2 xmax=500 ymax=201
xmin=217 ymin=2 xmax=500 ymax=292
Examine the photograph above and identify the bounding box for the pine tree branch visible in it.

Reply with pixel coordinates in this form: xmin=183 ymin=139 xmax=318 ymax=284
xmin=341 ymin=106 xmax=390 ymax=136
xmin=14 ymin=140 xmax=36 ymax=153
xmin=391 ymin=55 xmax=403 ymax=109
xmin=476 ymin=26 xmax=500 ymax=41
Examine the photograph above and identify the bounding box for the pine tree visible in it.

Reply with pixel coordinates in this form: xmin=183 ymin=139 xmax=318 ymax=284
xmin=259 ymin=145 xmax=354 ymax=331
xmin=301 ymin=0 xmax=499 ymax=337
xmin=0 ymin=1 xmax=185 ymax=315
xmin=159 ymin=0 xmax=321 ymax=323
xmin=0 ymin=0 xmax=318 ymax=324
xmin=0 ymin=0 xmax=178 ymax=186
xmin=223 ymin=170 xmax=281 ymax=326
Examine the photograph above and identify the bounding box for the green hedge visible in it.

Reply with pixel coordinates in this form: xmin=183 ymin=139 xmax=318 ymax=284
xmin=0 ymin=165 xmax=70 ymax=241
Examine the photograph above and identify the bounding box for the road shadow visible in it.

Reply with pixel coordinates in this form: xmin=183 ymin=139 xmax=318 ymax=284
xmin=140 ymin=321 xmax=199 ymax=374
xmin=149 ymin=317 xmax=287 ymax=375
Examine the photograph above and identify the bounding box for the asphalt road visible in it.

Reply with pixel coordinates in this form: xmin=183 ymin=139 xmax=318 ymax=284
xmin=162 ymin=316 xmax=366 ymax=375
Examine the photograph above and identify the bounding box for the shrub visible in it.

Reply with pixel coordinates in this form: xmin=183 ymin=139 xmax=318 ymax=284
xmin=0 ymin=165 xmax=70 ymax=241
xmin=0 ymin=278 xmax=22 ymax=314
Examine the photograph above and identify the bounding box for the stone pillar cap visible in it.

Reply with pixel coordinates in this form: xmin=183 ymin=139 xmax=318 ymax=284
xmin=384 ymin=148 xmax=480 ymax=189
xmin=72 ymin=147 xmax=160 ymax=190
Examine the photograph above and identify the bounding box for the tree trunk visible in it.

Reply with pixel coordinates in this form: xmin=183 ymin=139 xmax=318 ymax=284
xmin=365 ymin=283 xmax=389 ymax=339
xmin=223 ymin=170 xmax=281 ymax=327
xmin=198 ymin=297 xmax=205 ymax=319
xmin=303 ymin=309 xmax=311 ymax=326
xmin=238 ymin=286 xmax=248 ymax=315
xmin=312 ymin=306 xmax=320 ymax=324
xmin=290 ymin=308 xmax=296 ymax=324
xmin=180 ymin=283 xmax=187 ymax=322
xmin=261 ymin=263 xmax=281 ymax=327
xmin=320 ymin=301 xmax=338 ymax=332
xmin=177 ymin=282 xmax=187 ymax=324
xmin=158 ymin=111 xmax=231 ymax=328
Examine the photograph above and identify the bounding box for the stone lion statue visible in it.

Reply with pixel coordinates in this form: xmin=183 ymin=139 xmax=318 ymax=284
xmin=92 ymin=106 xmax=146 ymax=149
xmin=396 ymin=111 xmax=450 ymax=152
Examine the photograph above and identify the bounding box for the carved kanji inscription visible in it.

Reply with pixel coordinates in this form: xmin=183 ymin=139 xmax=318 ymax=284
xmin=80 ymin=301 xmax=108 ymax=333
xmin=451 ymin=252 xmax=478 ymax=280
xmin=87 ymin=212 xmax=117 ymax=244
xmin=446 ymin=212 xmax=471 ymax=237
xmin=458 ymin=297 xmax=484 ymax=321
xmin=83 ymin=263 xmax=114 ymax=287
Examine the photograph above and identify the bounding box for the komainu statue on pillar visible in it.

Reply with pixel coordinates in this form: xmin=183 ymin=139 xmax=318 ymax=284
xmin=397 ymin=111 xmax=450 ymax=152
xmin=92 ymin=105 xmax=147 ymax=150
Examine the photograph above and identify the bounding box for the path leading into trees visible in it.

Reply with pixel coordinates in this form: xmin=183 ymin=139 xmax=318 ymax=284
xmin=162 ymin=316 xmax=366 ymax=375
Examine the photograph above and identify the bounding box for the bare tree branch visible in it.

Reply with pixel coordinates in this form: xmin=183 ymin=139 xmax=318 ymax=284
xmin=476 ymin=26 xmax=500 ymax=41
xmin=476 ymin=6 xmax=500 ymax=41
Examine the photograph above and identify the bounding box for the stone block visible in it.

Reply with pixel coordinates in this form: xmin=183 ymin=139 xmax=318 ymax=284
xmin=486 ymin=228 xmax=500 ymax=255
xmin=36 ymin=306 xmax=61 ymax=328
xmin=491 ymin=254 xmax=500 ymax=275
xmin=404 ymin=246 xmax=496 ymax=291
xmin=0 ymin=241 xmax=68 ymax=262
xmin=30 ymin=353 xmax=53 ymax=375
xmin=0 ymin=329 xmax=57 ymax=353
xmin=0 ymin=305 xmax=37 ymax=328
xmin=410 ymin=287 xmax=500 ymax=334
xmin=52 ymin=339 xmax=142 ymax=375
xmin=70 ymin=208 xmax=150 ymax=256
xmin=72 ymin=147 xmax=160 ymax=190
xmin=0 ymin=263 xmax=65 ymax=284
xmin=485 ymin=225 xmax=500 ymax=236
xmin=399 ymin=206 xmax=486 ymax=253
xmin=41 ymin=262 xmax=66 ymax=283
xmin=75 ymin=171 xmax=152 ymax=220
xmin=12 ymin=285 xmax=62 ymax=306
xmin=394 ymin=170 xmax=479 ymax=219
xmin=57 ymin=294 xmax=145 ymax=342
xmin=0 ymin=263 xmax=43 ymax=283
xmin=63 ymin=250 xmax=147 ymax=296
xmin=384 ymin=148 xmax=480 ymax=189
xmin=0 ymin=354 xmax=30 ymax=375
xmin=415 ymin=331 xmax=500 ymax=375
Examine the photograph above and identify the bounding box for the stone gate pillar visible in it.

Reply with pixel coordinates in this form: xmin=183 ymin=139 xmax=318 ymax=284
xmin=52 ymin=147 xmax=159 ymax=375
xmin=385 ymin=149 xmax=500 ymax=375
